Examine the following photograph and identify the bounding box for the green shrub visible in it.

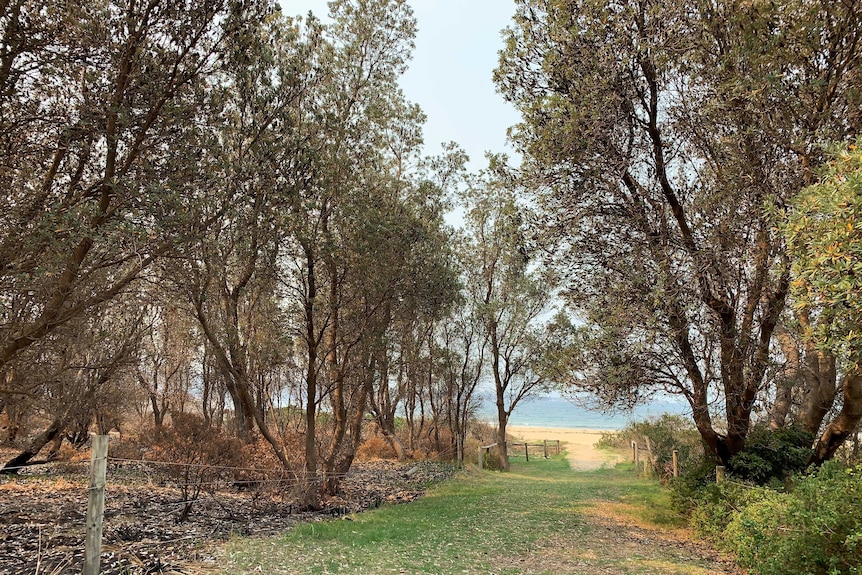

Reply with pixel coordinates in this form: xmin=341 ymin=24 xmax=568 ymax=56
xmin=685 ymin=461 xmax=862 ymax=575
xmin=727 ymin=424 xmax=814 ymax=484
xmin=726 ymin=462 xmax=862 ymax=575
xmin=599 ymin=414 xmax=705 ymax=480
xmin=688 ymin=481 xmax=771 ymax=543
xmin=669 ymin=459 xmax=722 ymax=514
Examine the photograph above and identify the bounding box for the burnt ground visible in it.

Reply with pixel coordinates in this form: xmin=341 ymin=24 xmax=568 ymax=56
xmin=0 ymin=454 xmax=455 ymax=575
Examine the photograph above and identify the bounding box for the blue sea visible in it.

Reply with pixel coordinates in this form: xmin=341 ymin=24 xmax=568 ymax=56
xmin=475 ymin=393 xmax=690 ymax=430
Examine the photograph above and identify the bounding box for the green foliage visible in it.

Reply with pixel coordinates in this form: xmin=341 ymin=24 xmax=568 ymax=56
xmin=668 ymin=459 xmax=723 ymax=514
xmin=496 ymin=0 xmax=862 ymax=466
xmin=682 ymin=462 xmax=862 ymax=575
xmin=784 ymin=138 xmax=862 ymax=364
xmin=687 ymin=482 xmax=770 ymax=542
xmin=727 ymin=425 xmax=815 ymax=485
xmin=600 ymin=414 xmax=705 ymax=480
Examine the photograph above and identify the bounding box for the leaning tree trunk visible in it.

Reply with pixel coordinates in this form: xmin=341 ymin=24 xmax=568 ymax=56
xmin=1 ymin=417 xmax=63 ymax=474
xmin=323 ymin=357 xmax=374 ymax=496
xmin=810 ymin=371 xmax=862 ymax=465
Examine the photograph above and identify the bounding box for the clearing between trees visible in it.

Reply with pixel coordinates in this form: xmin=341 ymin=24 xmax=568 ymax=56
xmin=219 ymin=456 xmax=741 ymax=575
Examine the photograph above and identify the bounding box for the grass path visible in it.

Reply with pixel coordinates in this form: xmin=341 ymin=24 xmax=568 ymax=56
xmin=217 ymin=458 xmax=740 ymax=575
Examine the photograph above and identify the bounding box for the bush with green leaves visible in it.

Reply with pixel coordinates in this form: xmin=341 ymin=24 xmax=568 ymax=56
xmin=685 ymin=461 xmax=862 ymax=575
xmin=686 ymin=481 xmax=771 ymax=541
xmin=599 ymin=414 xmax=705 ymax=479
xmin=669 ymin=459 xmax=723 ymax=514
xmin=727 ymin=424 xmax=814 ymax=485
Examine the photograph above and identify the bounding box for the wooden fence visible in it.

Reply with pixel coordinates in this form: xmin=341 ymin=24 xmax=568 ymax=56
xmin=508 ymin=440 xmax=561 ymax=461
xmin=478 ymin=440 xmax=561 ymax=469
xmin=630 ymin=439 xmax=726 ymax=482
xmin=631 ymin=439 xmax=680 ymax=478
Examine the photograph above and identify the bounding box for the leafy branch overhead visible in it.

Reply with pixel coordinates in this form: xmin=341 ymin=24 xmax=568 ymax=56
xmin=785 ymin=139 xmax=862 ymax=364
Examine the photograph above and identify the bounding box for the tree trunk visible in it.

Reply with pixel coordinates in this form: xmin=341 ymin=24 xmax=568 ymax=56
xmin=300 ymin=244 xmax=321 ymax=510
xmin=370 ymin=359 xmax=407 ymax=461
xmin=799 ymin=312 xmax=838 ymax=434
xmin=496 ymin=408 xmax=509 ymax=471
xmin=381 ymin=424 xmax=407 ymax=461
xmin=150 ymin=392 xmax=165 ymax=428
xmin=800 ymin=349 xmax=837 ymax=434
xmin=1 ymin=418 xmax=63 ymax=474
xmin=770 ymin=328 xmax=799 ymax=429
xmin=2 ymin=405 xmax=21 ymax=445
xmin=810 ymin=371 xmax=862 ymax=465
xmin=323 ymin=381 xmax=372 ymax=495
xmin=323 ymin=354 xmax=375 ymax=496
xmin=302 ymin=363 xmax=320 ymax=509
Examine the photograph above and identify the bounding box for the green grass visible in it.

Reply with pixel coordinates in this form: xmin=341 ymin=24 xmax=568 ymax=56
xmin=219 ymin=457 xmax=701 ymax=575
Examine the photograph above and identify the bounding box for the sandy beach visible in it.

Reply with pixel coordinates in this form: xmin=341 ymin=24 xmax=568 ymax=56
xmin=507 ymin=425 xmax=624 ymax=471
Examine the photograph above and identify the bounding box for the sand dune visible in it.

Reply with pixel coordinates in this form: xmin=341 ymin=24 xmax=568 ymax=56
xmin=507 ymin=425 xmax=624 ymax=471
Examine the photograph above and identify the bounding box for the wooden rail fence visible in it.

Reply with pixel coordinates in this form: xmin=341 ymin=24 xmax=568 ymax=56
xmin=631 ymin=440 xmax=680 ymax=478
xmin=478 ymin=440 xmax=562 ymax=469
xmin=509 ymin=440 xmax=561 ymax=461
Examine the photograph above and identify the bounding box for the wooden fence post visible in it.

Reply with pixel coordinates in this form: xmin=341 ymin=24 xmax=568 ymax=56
xmin=84 ymin=435 xmax=109 ymax=575
xmin=555 ymin=440 xmax=560 ymax=455
xmin=631 ymin=440 xmax=636 ymax=462
xmin=644 ymin=437 xmax=653 ymax=475
xmin=478 ymin=445 xmax=484 ymax=470
xmin=543 ymin=440 xmax=548 ymax=459
xmin=524 ymin=443 xmax=529 ymax=462
xmin=672 ymin=450 xmax=679 ymax=478
xmin=634 ymin=442 xmax=640 ymax=466
xmin=716 ymin=465 xmax=726 ymax=483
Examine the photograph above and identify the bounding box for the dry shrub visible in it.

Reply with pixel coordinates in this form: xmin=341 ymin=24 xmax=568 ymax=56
xmin=468 ymin=420 xmax=498 ymax=445
xmin=50 ymin=441 xmax=91 ymax=474
xmin=232 ymin=438 xmax=299 ymax=500
xmin=399 ymin=423 xmax=459 ymax=461
xmin=107 ymin=435 xmax=147 ymax=461
xmin=356 ymin=435 xmax=395 ymax=461
xmin=279 ymin=427 xmax=307 ymax=462
xmin=54 ymin=441 xmax=88 ymax=463
xmin=147 ymin=413 xmax=243 ymax=522
xmin=461 ymin=420 xmax=500 ymax=466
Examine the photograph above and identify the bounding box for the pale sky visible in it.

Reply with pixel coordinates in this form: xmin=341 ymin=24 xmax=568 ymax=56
xmin=283 ymin=0 xmax=522 ymax=171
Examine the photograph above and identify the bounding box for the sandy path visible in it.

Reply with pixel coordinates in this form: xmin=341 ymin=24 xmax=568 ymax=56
xmin=508 ymin=426 xmax=623 ymax=470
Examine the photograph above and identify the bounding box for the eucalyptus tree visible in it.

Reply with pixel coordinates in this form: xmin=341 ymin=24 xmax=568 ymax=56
xmin=0 ymin=1 xmax=266 ymax=371
xmin=497 ymin=0 xmax=862 ymax=463
xmin=274 ymin=0 xmax=460 ymax=502
xmin=368 ymin=148 xmax=468 ymax=460
xmin=462 ymin=173 xmax=553 ymax=470
xmin=181 ymin=9 xmax=321 ymax=476
xmin=434 ymin=296 xmax=486 ymax=464
xmin=1 ymin=299 xmax=143 ymax=473
xmin=136 ymin=302 xmax=199 ymax=430
xmin=367 ymin=213 xmax=462 ymax=460
xmin=311 ymin=147 xmax=460 ymax=493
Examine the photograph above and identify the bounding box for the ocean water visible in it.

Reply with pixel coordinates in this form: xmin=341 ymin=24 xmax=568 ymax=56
xmin=475 ymin=393 xmax=691 ymax=430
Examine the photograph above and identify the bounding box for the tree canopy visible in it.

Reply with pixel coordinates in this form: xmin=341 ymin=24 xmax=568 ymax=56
xmin=496 ymin=0 xmax=862 ymax=463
